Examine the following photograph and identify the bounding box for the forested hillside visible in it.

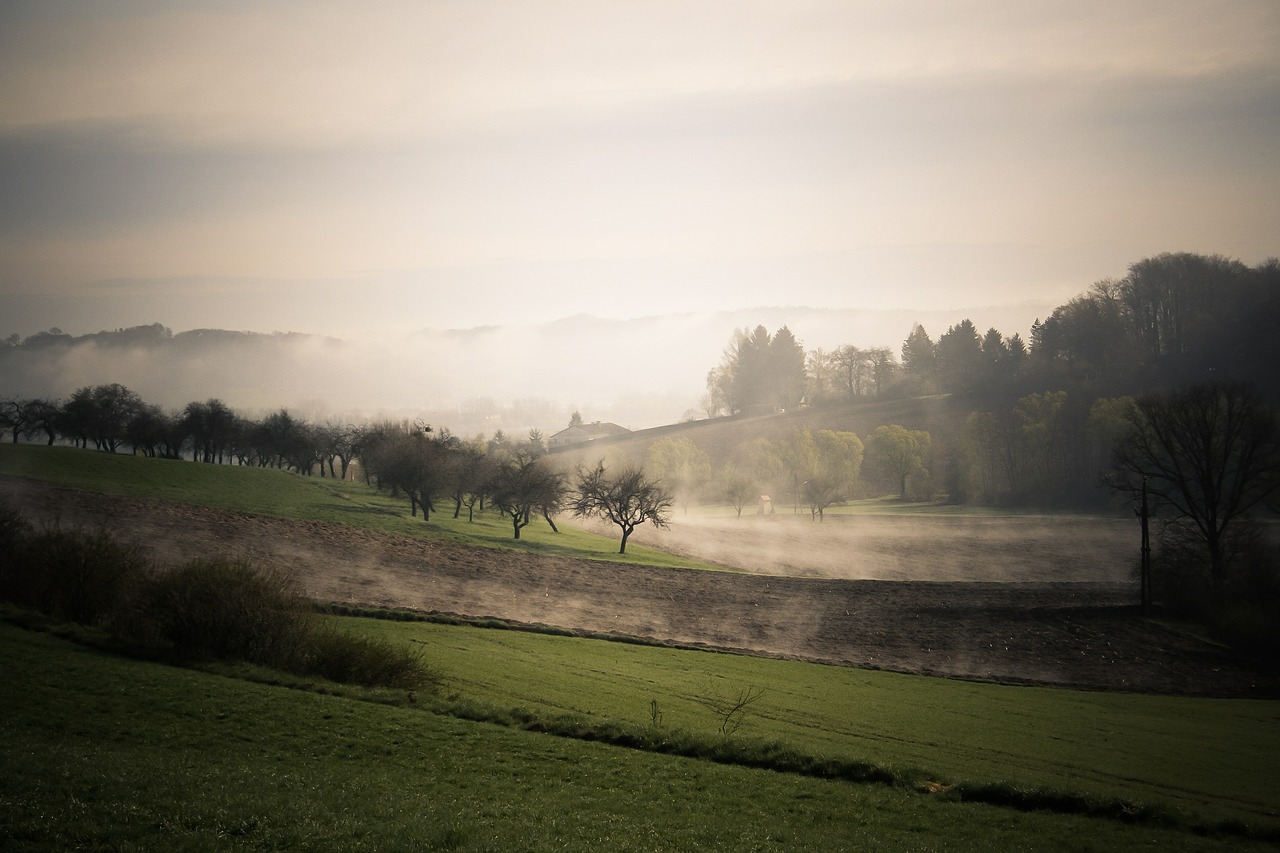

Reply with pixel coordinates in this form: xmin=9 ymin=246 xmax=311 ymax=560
xmin=704 ymin=253 xmax=1280 ymax=415
xmin=685 ymin=252 xmax=1280 ymax=507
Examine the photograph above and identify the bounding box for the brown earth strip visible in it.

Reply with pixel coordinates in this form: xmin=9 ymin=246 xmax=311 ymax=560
xmin=4 ymin=476 xmax=1276 ymax=698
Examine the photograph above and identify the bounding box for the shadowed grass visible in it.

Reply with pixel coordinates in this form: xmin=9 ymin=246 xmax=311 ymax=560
xmin=3 ymin=621 xmax=1273 ymax=851
xmin=337 ymin=612 xmax=1280 ymax=834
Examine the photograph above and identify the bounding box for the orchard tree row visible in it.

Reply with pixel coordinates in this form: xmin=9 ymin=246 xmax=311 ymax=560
xmin=2 ymin=386 xmax=380 ymax=475
xmin=0 ymin=386 xmax=674 ymax=554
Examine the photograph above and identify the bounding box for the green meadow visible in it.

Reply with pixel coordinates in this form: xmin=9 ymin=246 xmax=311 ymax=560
xmin=10 ymin=622 xmax=1271 ymax=852
xmin=2 ymin=443 xmax=1278 ymax=849
xmin=348 ymin=616 xmax=1280 ymax=829
xmin=0 ymin=443 xmax=711 ymax=569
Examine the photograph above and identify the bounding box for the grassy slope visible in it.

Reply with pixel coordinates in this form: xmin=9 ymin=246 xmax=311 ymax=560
xmin=3 ymin=443 xmax=1276 ymax=845
xmin=556 ymin=394 xmax=975 ymax=473
xmin=350 ymin=617 xmax=1280 ymax=829
xmin=2 ymin=623 xmax=1268 ymax=852
xmin=0 ymin=444 xmax=712 ymax=569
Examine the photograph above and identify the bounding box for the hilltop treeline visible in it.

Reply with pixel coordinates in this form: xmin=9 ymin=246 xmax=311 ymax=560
xmin=707 ymin=252 xmax=1280 ymax=413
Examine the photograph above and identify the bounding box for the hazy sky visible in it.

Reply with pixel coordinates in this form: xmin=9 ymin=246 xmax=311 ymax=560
xmin=2 ymin=0 xmax=1278 ymax=341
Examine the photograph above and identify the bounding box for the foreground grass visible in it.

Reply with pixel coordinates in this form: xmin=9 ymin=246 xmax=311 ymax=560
xmin=1 ymin=622 xmax=1268 ymax=852
xmin=0 ymin=443 xmax=709 ymax=569
xmin=343 ymin=615 xmax=1280 ymax=832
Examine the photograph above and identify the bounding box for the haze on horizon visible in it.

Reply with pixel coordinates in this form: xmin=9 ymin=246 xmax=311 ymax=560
xmin=1 ymin=1 xmax=1278 ymax=424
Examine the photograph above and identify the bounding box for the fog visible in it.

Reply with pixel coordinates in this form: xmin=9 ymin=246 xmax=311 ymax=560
xmin=0 ymin=302 xmax=1046 ymax=435
xmin=624 ymin=513 xmax=1135 ymax=584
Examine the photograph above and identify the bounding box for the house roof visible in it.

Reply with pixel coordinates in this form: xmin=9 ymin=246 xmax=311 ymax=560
xmin=549 ymin=421 xmax=631 ymax=442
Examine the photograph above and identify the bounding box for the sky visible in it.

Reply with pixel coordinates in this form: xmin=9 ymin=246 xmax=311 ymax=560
xmin=1 ymin=1 xmax=1278 ymax=423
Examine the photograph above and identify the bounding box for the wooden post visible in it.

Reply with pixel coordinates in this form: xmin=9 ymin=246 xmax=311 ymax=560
xmin=1140 ymin=475 xmax=1151 ymax=616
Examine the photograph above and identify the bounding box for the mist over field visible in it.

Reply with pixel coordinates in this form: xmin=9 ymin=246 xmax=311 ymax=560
xmin=624 ymin=512 xmax=1135 ymax=583
xmin=0 ymin=302 xmax=1046 ymax=434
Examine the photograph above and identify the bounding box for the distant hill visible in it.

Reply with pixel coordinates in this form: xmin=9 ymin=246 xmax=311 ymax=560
xmin=0 ymin=303 xmax=1048 ymax=435
xmin=552 ymin=394 xmax=975 ymax=495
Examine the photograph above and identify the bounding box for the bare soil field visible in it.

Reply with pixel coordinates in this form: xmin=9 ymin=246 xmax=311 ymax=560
xmin=6 ymin=476 xmax=1278 ymax=699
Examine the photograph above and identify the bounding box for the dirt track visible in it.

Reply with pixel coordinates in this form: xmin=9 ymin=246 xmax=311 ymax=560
xmin=5 ymin=476 xmax=1277 ymax=699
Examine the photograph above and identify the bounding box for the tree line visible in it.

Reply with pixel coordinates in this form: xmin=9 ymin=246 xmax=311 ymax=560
xmin=705 ymin=253 xmax=1280 ymax=414
xmin=698 ymin=251 xmax=1280 ymax=635
xmin=1 ymin=387 xmax=363 ymax=475
xmin=0 ymin=389 xmax=674 ymax=555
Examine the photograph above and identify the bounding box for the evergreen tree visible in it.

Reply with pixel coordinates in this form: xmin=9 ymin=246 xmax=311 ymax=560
xmin=900 ymin=324 xmax=938 ymax=392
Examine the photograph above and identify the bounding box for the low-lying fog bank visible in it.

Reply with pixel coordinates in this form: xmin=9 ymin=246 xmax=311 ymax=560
xmin=621 ymin=513 xmax=1136 ymax=584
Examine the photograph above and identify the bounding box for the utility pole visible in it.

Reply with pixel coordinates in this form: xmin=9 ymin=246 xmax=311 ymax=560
xmin=1138 ymin=475 xmax=1151 ymax=616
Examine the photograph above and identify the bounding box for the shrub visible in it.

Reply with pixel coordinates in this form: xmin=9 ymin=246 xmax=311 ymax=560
xmin=119 ymin=558 xmax=315 ymax=666
xmin=117 ymin=557 xmax=441 ymax=689
xmin=303 ymin=626 xmax=438 ymax=690
xmin=0 ymin=516 xmax=152 ymax=626
xmin=0 ymin=499 xmax=33 ymax=602
xmin=2 ymin=520 xmax=439 ymax=691
xmin=0 ymin=498 xmax=32 ymax=553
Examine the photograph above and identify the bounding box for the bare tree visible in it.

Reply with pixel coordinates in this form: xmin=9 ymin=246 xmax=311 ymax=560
xmin=1110 ymin=382 xmax=1280 ymax=596
xmin=60 ymin=384 xmax=145 ymax=452
xmin=718 ymin=461 xmax=757 ymax=518
xmin=487 ymin=453 xmax=566 ymax=539
xmin=695 ymin=680 xmax=766 ymax=736
xmin=571 ymin=461 xmax=673 ymax=554
xmin=25 ymin=399 xmax=60 ymax=446
xmin=0 ymin=398 xmax=36 ymax=443
xmin=449 ymin=439 xmax=492 ymax=520
xmin=182 ymin=399 xmax=238 ymax=464
xmin=362 ymin=423 xmax=450 ymax=521
xmin=125 ymin=404 xmax=179 ymax=458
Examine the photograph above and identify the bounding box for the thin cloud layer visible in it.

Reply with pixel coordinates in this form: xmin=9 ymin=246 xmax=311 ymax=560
xmin=0 ymin=1 xmax=1276 ymax=343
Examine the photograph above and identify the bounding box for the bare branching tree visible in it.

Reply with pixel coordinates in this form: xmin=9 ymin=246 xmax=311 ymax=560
xmin=570 ymin=461 xmax=673 ymax=554
xmin=696 ymin=681 xmax=766 ymax=736
xmin=487 ymin=453 xmax=566 ymax=540
xmin=1109 ymin=382 xmax=1280 ymax=595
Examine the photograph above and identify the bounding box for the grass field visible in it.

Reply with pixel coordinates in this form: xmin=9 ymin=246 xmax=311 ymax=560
xmin=346 ymin=615 xmax=1280 ymax=829
xmin=0 ymin=443 xmax=713 ymax=569
xmin=3 ymin=442 xmax=1278 ymax=849
xmin=3 ymin=622 xmax=1273 ymax=852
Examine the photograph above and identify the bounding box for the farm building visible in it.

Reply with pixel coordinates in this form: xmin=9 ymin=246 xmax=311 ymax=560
xmin=547 ymin=421 xmax=631 ymax=449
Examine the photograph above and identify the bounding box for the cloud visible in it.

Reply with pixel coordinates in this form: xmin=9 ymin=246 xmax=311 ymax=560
xmin=3 ymin=1 xmax=1276 ymax=145
xmin=0 ymin=1 xmax=1276 ymax=338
